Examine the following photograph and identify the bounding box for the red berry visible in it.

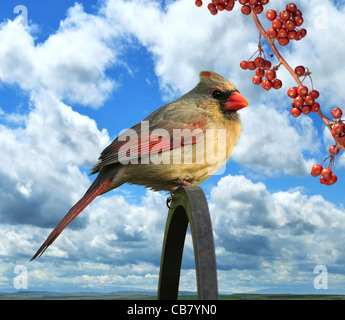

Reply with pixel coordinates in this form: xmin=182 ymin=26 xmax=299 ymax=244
xmin=295 ymin=9 xmax=303 ymax=17
xmin=279 ymin=10 xmax=291 ymax=21
xmin=329 ymin=145 xmax=340 ymax=155
xmin=287 ymin=87 xmax=298 ymax=98
xmin=240 ymin=61 xmax=248 ymax=70
xmin=265 ymin=69 xmax=276 ymax=81
xmin=256 ymin=68 xmax=265 ymax=76
xmin=266 ymin=9 xmax=277 ymax=21
xmin=208 ymin=3 xmax=218 ymax=14
xmin=261 ymin=0 xmax=269 ymax=4
xmin=301 ymin=105 xmax=311 ymax=114
xmin=252 ymin=75 xmax=262 ymax=85
xmin=278 ymin=37 xmax=289 ymax=46
xmin=241 ymin=5 xmax=251 ymax=15
xmin=272 ymin=18 xmax=283 ymax=29
xmin=295 ymin=31 xmax=303 ymax=41
xmin=328 ymin=174 xmax=337 ymax=185
xmin=247 ymin=61 xmax=256 ymax=70
xmin=291 ymin=107 xmax=301 ymax=117
xmin=238 ymin=0 xmax=248 ymax=4
xmin=249 ymin=0 xmax=259 ymax=5
xmin=293 ymin=95 xmax=304 ymax=108
xmin=320 ymin=176 xmax=329 ymax=185
xmin=261 ymin=79 xmax=272 ymax=91
xmin=208 ymin=3 xmax=216 ymax=10
xmin=254 ymin=57 xmax=265 ymax=68
xmin=263 ymin=60 xmax=272 ymax=70
xmin=253 ymin=5 xmax=263 ymax=14
xmin=217 ymin=4 xmax=225 ymax=11
xmin=294 ymin=16 xmax=304 ymax=27
xmin=286 ymin=3 xmax=297 ymax=13
xmin=288 ymin=30 xmax=297 ymax=39
xmin=300 ymin=28 xmax=307 ymax=38
xmin=309 ymin=90 xmax=320 ymax=99
xmin=311 ymin=164 xmax=323 ymax=177
xmin=321 ymin=168 xmax=332 ymax=179
xmin=304 ymin=95 xmax=315 ymax=106
xmin=332 ymin=129 xmax=340 ymax=138
xmin=267 ymin=27 xmax=278 ymax=38
xmin=285 ymin=20 xmax=295 ymax=31
xmin=277 ymin=28 xmax=288 ymax=38
xmin=195 ymin=0 xmax=203 ymax=7
xmin=333 ymin=123 xmax=344 ymax=135
xmin=321 ymin=176 xmax=335 ymax=185
xmin=332 ymin=107 xmax=343 ymax=119
xmin=272 ymin=79 xmax=282 ymax=89
xmin=311 ymin=102 xmax=320 ymax=112
xmin=297 ymin=85 xmax=308 ymax=96
xmin=225 ymin=0 xmax=235 ymax=11
xmin=294 ymin=65 xmax=305 ymax=76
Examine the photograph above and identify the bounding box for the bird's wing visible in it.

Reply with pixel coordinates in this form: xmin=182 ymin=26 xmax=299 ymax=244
xmin=91 ymin=116 xmax=207 ymax=174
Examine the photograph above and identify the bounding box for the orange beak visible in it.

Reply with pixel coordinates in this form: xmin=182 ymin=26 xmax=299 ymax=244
xmin=225 ymin=92 xmax=249 ymax=111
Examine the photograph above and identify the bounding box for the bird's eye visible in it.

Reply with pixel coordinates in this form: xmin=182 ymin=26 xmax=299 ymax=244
xmin=212 ymin=90 xmax=222 ymax=99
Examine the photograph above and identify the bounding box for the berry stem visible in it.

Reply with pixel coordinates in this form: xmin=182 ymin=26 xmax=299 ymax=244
xmin=250 ymin=11 xmax=302 ymax=86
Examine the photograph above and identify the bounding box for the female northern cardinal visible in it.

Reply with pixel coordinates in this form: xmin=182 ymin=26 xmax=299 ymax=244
xmin=31 ymin=71 xmax=248 ymax=260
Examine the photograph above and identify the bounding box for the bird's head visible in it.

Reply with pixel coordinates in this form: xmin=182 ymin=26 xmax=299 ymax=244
xmin=196 ymin=71 xmax=249 ymax=119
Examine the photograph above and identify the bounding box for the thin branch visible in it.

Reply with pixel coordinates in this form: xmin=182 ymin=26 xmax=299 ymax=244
xmin=250 ymin=11 xmax=302 ymax=85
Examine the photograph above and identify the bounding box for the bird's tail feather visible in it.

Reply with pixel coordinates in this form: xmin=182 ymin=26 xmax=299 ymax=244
xmin=30 ymin=177 xmax=113 ymax=261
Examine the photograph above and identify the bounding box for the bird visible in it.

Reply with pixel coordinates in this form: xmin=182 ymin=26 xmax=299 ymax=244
xmin=30 ymin=71 xmax=249 ymax=261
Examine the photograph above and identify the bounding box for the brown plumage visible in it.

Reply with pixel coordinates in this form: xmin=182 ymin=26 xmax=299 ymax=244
xmin=30 ymin=71 xmax=249 ymax=261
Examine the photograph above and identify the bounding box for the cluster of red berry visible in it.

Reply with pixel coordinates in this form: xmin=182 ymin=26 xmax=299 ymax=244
xmin=287 ymin=66 xmax=320 ymax=117
xmin=194 ymin=0 xmax=234 ymax=14
xmin=265 ymin=4 xmax=307 ymax=46
xmin=311 ymin=163 xmax=337 ymax=186
xmin=311 ymin=108 xmax=344 ymax=186
xmin=194 ymin=0 xmax=269 ymax=16
xmin=240 ymin=57 xmax=282 ymax=90
xmin=330 ymin=108 xmax=345 ymax=143
xmin=195 ymin=0 xmax=344 ymax=186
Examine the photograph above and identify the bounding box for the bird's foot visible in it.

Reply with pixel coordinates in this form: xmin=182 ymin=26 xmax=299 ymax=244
xmin=166 ymin=195 xmax=173 ymax=209
xmin=166 ymin=179 xmax=192 ymax=208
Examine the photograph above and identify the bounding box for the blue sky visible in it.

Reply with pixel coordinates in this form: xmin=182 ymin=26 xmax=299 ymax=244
xmin=1 ymin=0 xmax=345 ymax=294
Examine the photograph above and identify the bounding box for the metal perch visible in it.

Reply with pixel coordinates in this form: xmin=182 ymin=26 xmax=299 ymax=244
xmin=157 ymin=186 xmax=218 ymax=300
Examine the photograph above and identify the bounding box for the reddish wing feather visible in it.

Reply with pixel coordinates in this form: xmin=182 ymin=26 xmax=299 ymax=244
xmin=91 ymin=120 xmax=206 ymax=173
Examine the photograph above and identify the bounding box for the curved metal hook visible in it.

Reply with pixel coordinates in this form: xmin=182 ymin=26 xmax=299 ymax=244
xmin=157 ymin=186 xmax=218 ymax=300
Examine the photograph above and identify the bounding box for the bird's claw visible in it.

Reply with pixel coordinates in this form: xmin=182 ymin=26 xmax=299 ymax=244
xmin=166 ymin=180 xmax=192 ymax=208
xmin=166 ymin=187 xmax=178 ymax=209
xmin=166 ymin=196 xmax=173 ymax=209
